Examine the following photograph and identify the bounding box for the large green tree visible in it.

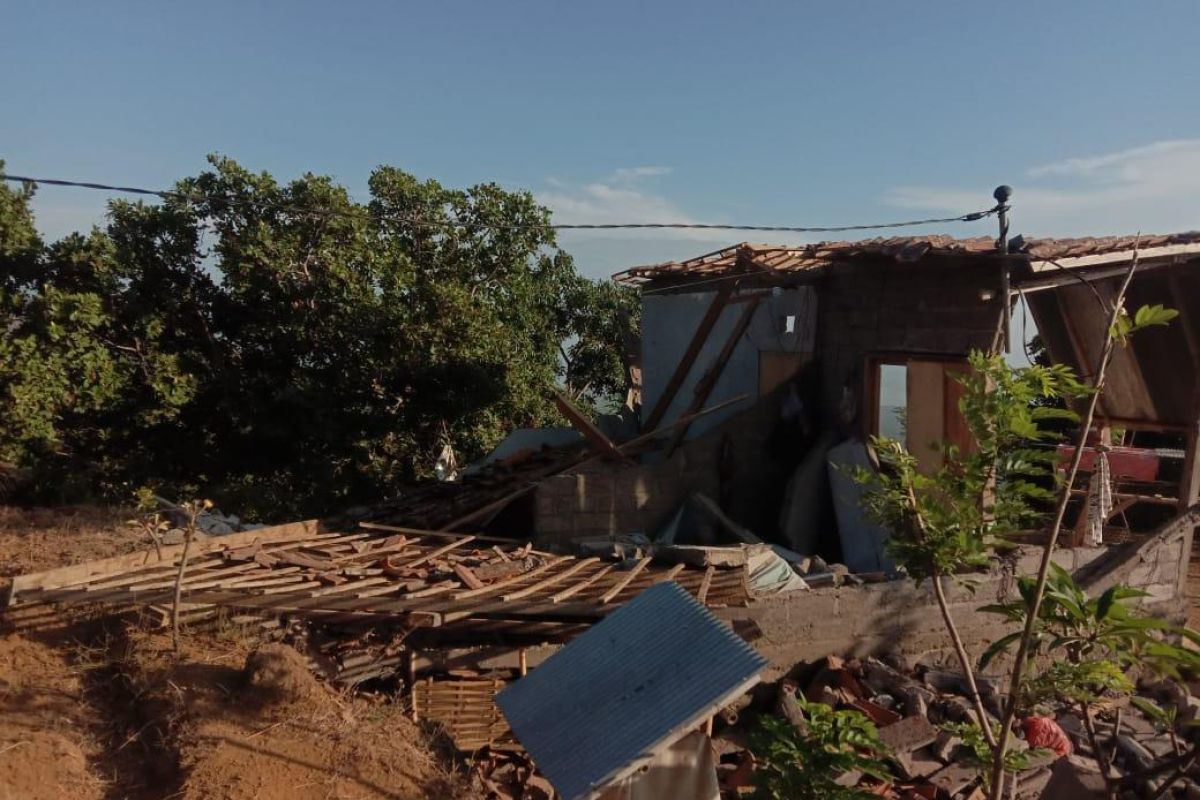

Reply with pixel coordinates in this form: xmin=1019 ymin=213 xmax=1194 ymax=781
xmin=0 ymin=157 xmax=638 ymax=517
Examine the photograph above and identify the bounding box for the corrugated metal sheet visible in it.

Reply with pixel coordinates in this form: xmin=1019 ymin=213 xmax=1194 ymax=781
xmin=1025 ymin=267 xmax=1200 ymax=427
xmin=495 ymin=581 xmax=768 ymax=800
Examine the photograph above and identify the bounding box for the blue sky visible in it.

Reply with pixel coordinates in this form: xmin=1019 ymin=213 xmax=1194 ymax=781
xmin=4 ymin=1 xmax=1200 ymax=278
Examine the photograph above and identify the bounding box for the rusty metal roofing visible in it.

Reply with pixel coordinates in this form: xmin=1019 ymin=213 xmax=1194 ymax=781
xmin=1025 ymin=266 xmax=1200 ymax=428
xmin=1023 ymin=231 xmax=1200 ymax=262
xmin=496 ymin=581 xmax=768 ymax=800
xmin=613 ymin=231 xmax=1200 ymax=286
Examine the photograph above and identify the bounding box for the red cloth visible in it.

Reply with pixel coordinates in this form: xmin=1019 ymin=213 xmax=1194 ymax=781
xmin=1022 ymin=716 xmax=1072 ymax=757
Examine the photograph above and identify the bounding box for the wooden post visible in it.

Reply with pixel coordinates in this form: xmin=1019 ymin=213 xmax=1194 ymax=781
xmin=1175 ymin=390 xmax=1200 ymax=597
xmin=518 ymin=648 xmax=528 ymax=677
xmin=553 ymin=390 xmax=632 ymax=463
xmin=408 ymin=649 xmax=419 ymax=721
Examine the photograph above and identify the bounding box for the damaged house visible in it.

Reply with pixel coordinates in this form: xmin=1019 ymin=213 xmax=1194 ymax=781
xmin=526 ymin=232 xmax=1200 ymax=666
xmin=6 ymin=230 xmax=1200 ymax=797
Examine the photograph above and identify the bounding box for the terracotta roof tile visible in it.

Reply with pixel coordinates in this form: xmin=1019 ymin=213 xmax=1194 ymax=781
xmin=613 ymin=232 xmax=1200 ymax=286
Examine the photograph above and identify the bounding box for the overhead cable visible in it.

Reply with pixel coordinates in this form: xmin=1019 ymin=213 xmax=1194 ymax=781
xmin=2 ymin=173 xmax=999 ymax=234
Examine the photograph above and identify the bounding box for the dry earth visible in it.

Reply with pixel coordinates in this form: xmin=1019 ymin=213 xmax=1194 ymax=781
xmin=0 ymin=506 xmax=468 ymax=800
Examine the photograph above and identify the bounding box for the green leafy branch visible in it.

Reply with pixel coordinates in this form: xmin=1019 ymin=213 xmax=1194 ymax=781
xmin=748 ymin=698 xmax=891 ymax=800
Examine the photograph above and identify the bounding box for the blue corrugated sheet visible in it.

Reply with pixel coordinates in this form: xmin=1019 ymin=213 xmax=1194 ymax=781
xmin=496 ymin=581 xmax=768 ymax=800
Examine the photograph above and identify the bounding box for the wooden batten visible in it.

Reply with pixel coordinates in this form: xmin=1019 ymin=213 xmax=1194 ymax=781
xmin=4 ymin=519 xmax=321 ymax=606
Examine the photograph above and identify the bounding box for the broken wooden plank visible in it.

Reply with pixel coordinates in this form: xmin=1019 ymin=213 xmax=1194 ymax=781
xmin=453 ymin=564 xmax=485 ymax=590
xmin=651 ymin=563 xmax=687 ymax=584
xmin=439 ymin=394 xmax=749 ymax=531
xmin=501 ymin=558 xmax=600 ymax=601
xmin=697 ymin=566 xmax=716 ymax=604
xmin=5 ymin=519 xmax=320 ymax=604
xmin=451 ymin=557 xmax=570 ymax=600
xmin=549 ymin=564 xmax=616 ymax=603
xmin=553 ymin=390 xmax=632 ymax=463
xmin=599 ymin=558 xmax=652 ymax=604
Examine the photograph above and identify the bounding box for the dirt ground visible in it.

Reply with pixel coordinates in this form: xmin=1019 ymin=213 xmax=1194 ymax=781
xmin=0 ymin=506 xmax=468 ymax=800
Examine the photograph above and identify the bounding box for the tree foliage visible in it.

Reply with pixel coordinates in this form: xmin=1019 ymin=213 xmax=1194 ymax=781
xmin=0 ymin=157 xmax=638 ymax=517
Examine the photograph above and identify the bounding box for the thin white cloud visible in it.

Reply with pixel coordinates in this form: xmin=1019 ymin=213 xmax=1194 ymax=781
xmin=538 ymin=167 xmax=729 ymax=240
xmin=1026 ymin=139 xmax=1200 ymax=180
xmin=610 ymin=166 xmax=672 ymax=183
xmin=537 ymin=167 xmax=739 ymax=279
xmin=884 ymin=139 xmax=1200 ymax=236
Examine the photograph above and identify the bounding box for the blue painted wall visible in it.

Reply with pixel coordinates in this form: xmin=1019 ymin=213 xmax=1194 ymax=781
xmin=640 ymin=287 xmax=817 ymax=440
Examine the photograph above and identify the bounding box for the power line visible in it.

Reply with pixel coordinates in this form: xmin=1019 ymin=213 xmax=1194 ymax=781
xmin=1 ymin=172 xmax=999 ymax=234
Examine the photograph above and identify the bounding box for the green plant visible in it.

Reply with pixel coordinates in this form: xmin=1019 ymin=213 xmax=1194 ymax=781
xmin=1109 ymin=303 xmax=1178 ymax=344
xmin=941 ymin=721 xmax=1048 ymax=784
xmin=854 ymin=274 xmax=1196 ymax=798
xmin=979 ymin=565 xmax=1200 ymax=679
xmin=855 ymin=350 xmax=1090 ymax=751
xmin=748 ymin=698 xmax=891 ymax=800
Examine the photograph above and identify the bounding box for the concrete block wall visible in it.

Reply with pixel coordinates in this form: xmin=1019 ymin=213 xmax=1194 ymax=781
xmin=533 ymin=384 xmax=796 ymax=547
xmin=816 ymin=257 xmax=1004 ymax=424
xmin=724 ymin=536 xmax=1187 ymax=682
xmin=534 ymin=446 xmax=720 ymax=546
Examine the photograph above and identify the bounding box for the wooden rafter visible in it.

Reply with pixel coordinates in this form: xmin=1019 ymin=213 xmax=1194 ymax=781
xmin=642 ymin=282 xmax=736 ymax=431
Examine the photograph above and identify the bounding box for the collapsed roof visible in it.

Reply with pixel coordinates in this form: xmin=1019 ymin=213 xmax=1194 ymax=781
xmin=616 ymin=232 xmax=1200 ymax=432
xmin=613 ymin=232 xmax=1200 ymax=287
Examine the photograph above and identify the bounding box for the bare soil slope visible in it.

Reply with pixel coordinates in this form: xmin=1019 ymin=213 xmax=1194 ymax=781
xmin=0 ymin=506 xmax=464 ymax=800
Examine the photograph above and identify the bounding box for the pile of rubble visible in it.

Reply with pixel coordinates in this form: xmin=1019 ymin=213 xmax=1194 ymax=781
xmin=704 ymin=654 xmax=1200 ymax=800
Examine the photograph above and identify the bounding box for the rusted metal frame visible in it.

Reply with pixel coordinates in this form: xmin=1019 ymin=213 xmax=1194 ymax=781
xmin=599 ymin=557 xmax=653 ymax=604
xmin=665 ymin=297 xmax=764 ymax=456
xmin=642 ymin=281 xmax=738 ymax=432
xmin=552 ymin=390 xmax=632 ymax=463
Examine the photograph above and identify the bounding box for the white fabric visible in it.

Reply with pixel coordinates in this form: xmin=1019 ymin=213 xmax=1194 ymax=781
xmin=595 ymin=731 xmax=720 ymax=800
xmin=1086 ymin=450 xmax=1113 ymax=546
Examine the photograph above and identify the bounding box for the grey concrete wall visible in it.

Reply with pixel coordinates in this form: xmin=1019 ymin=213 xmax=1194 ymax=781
xmin=716 ymin=528 xmax=1189 ymax=681
xmin=534 ymin=388 xmax=793 ymax=546
xmin=641 ymin=287 xmax=817 ymax=439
